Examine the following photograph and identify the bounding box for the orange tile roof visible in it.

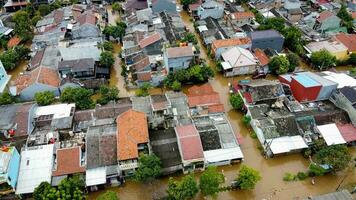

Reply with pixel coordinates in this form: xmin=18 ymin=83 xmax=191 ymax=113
xmin=254 ymin=48 xmax=270 ymax=66
xmin=317 ymin=11 xmax=334 ymax=22
xmin=230 ymin=11 xmax=254 ymax=20
xmin=52 ymin=147 xmax=85 ymax=176
xmin=14 ymin=66 xmax=60 ymax=94
xmin=187 ymin=83 xmax=214 ymax=95
xmin=7 ymin=36 xmax=21 ymax=48
xmin=208 ymin=104 xmax=225 ymax=113
xmin=137 ymin=71 xmax=152 ymax=81
xmin=211 ymin=37 xmax=251 ymax=51
xmin=116 ymin=109 xmax=149 ymax=161
xmin=187 ymin=83 xmax=224 ymax=109
xmin=352 ymin=12 xmax=356 ymax=19
xmin=334 ymin=33 xmax=356 ymax=52
xmin=139 ymin=32 xmax=161 ymax=49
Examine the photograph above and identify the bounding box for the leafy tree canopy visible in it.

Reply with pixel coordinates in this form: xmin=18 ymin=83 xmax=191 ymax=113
xmin=314 ymin=145 xmax=351 ymax=172
xmin=97 ymin=85 xmax=119 ymax=105
xmin=35 ymin=91 xmax=55 ymax=106
xmin=230 ymin=93 xmax=244 ymax=110
xmin=100 ymin=51 xmax=115 ymax=68
xmin=60 ymin=87 xmax=94 ymax=110
xmin=0 ymin=92 xmax=15 ymax=105
xmin=97 ymin=191 xmax=119 ymax=200
xmin=310 ymin=50 xmax=336 ymax=70
xmin=235 ymin=165 xmax=261 ymax=190
xmin=269 ymin=55 xmax=290 ymax=75
xmin=167 ymin=175 xmax=199 ymax=200
xmin=134 ymin=154 xmax=162 ymax=182
xmin=13 ymin=10 xmax=33 ymax=41
xmin=286 ymin=53 xmax=300 ymax=72
xmin=199 ymin=166 xmax=225 ymax=197
xmin=136 ymin=83 xmax=152 ymax=97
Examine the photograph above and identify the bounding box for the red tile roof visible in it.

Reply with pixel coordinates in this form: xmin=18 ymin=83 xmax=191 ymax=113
xmin=230 ymin=11 xmax=254 ymax=20
xmin=334 ymin=33 xmax=356 ymax=52
xmin=208 ymin=104 xmax=225 ymax=113
xmin=133 ymin=56 xmax=150 ymax=72
xmin=188 ymin=0 xmax=202 ymax=11
xmin=139 ymin=32 xmax=161 ymax=49
xmin=166 ymin=46 xmax=194 ymax=58
xmin=14 ymin=66 xmax=60 ymax=94
xmin=352 ymin=12 xmax=356 ymax=19
xmin=175 ymin=124 xmax=204 ymax=161
xmin=137 ymin=71 xmax=152 ymax=81
xmin=116 ymin=109 xmax=149 ymax=161
xmin=187 ymin=83 xmax=223 ymax=109
xmin=7 ymin=36 xmax=21 ymax=48
xmin=317 ymin=11 xmax=334 ymax=22
xmin=337 ymin=124 xmax=356 ymax=143
xmin=52 ymin=147 xmax=85 ymax=176
xmin=254 ymin=48 xmax=270 ymax=66
xmin=211 ymin=38 xmax=251 ymax=51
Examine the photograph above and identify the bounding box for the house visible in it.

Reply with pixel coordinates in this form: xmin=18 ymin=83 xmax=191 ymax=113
xmin=52 ymin=147 xmax=85 ymax=185
xmin=197 ymin=0 xmax=224 ymax=20
xmin=86 ymin=124 xmax=118 ymax=188
xmin=150 ymin=0 xmax=177 ymax=14
xmin=32 ymin=103 xmax=75 ymax=130
xmin=284 ymin=0 xmax=301 ymax=10
xmin=16 ymin=144 xmax=55 ymax=195
xmin=0 ymin=60 xmax=10 ymax=94
xmin=330 ymin=86 xmax=356 ymax=127
xmin=220 ymin=47 xmax=259 ymax=77
xmin=116 ymin=109 xmax=149 ymax=177
xmin=187 ymin=83 xmax=225 ymax=115
xmin=175 ymin=124 xmax=204 ymax=173
xmin=124 ymin=0 xmax=148 ymax=13
xmin=226 ymin=11 xmax=255 ymax=28
xmin=211 ymin=38 xmax=252 ymax=59
xmin=138 ymin=32 xmax=163 ymax=56
xmin=337 ymin=123 xmax=356 ymax=144
xmin=0 ymin=103 xmax=35 ymax=142
xmin=250 ymin=0 xmax=282 ymax=10
xmin=279 ymin=72 xmax=338 ymax=102
xmin=306 ymin=190 xmax=353 ymax=200
xmin=317 ymin=123 xmax=346 ymax=146
xmin=248 ymin=30 xmax=284 ymax=52
xmin=163 ymin=46 xmax=195 ymax=73
xmin=188 ymin=0 xmax=202 ymax=19
xmin=12 ymin=66 xmax=60 ymax=100
xmin=334 ymin=33 xmax=356 ymax=54
xmin=58 ymin=58 xmax=96 ymax=79
xmin=253 ymin=48 xmax=270 ymax=73
xmin=0 ymin=147 xmax=20 ymax=193
xmin=304 ymin=40 xmax=348 ymax=60
xmin=314 ymin=11 xmax=341 ymax=32
xmin=287 ymin=8 xmax=303 ymax=22
xmin=3 ymin=0 xmax=29 ymax=12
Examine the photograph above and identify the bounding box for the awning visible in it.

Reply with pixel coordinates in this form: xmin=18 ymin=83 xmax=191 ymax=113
xmin=86 ymin=167 xmax=106 ymax=187
xmin=204 ymin=147 xmax=244 ymax=163
xmin=317 ymin=124 xmax=346 ymax=146
xmin=267 ymin=136 xmax=308 ymax=155
xmin=221 ymin=62 xmax=232 ymax=70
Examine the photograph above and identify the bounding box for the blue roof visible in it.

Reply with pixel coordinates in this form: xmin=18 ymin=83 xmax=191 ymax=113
xmin=249 ymin=30 xmax=283 ymax=40
xmin=293 ymin=74 xmax=321 ymax=87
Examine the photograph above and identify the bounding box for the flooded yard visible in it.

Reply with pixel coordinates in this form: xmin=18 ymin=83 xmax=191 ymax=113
xmin=89 ymin=9 xmax=356 ymax=200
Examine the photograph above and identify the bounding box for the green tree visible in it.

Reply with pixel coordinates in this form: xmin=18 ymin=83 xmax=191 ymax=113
xmin=100 ymin=51 xmax=115 ymax=68
xmin=112 ymin=3 xmax=123 ymax=14
xmin=38 ymin=4 xmax=51 ymax=16
xmin=308 ymin=163 xmax=327 ymax=176
xmin=31 ymin=13 xmax=42 ymax=26
xmin=258 ymin=17 xmax=285 ymax=32
xmin=97 ymin=191 xmax=119 ymax=200
xmin=230 ymin=93 xmax=244 ymax=110
xmin=0 ymin=92 xmax=15 ymax=105
xmin=102 ymin=41 xmax=114 ymax=51
xmin=13 ymin=10 xmax=33 ymax=41
xmin=136 ymin=83 xmax=152 ymax=97
xmin=33 ymin=176 xmax=85 ymax=200
xmin=182 ymin=33 xmax=197 ymax=44
xmin=269 ymin=55 xmax=290 ymax=75
xmin=348 ymin=53 xmax=356 ymax=65
xmin=167 ymin=175 xmax=199 ymax=200
xmin=283 ymin=27 xmax=304 ymax=55
xmin=337 ymin=5 xmax=353 ymax=30
xmin=60 ymin=87 xmax=94 ymax=110
xmin=171 ymin=80 xmax=182 ymax=91
xmin=35 ymin=91 xmax=55 ymax=106
xmin=242 ymin=115 xmax=251 ymax=125
xmin=181 ymin=0 xmax=197 ymax=7
xmin=235 ymin=165 xmax=261 ymax=190
xmin=97 ymin=85 xmax=119 ymax=105
xmin=0 ymin=49 xmax=18 ymax=70
xmin=286 ymin=53 xmax=299 ymax=72
xmin=199 ymin=166 xmax=225 ymax=198
xmin=314 ymin=145 xmax=351 ymax=172
xmin=134 ymin=154 xmax=162 ymax=182
xmin=103 ymin=22 xmax=127 ymax=40
xmin=310 ymin=50 xmax=336 ymax=70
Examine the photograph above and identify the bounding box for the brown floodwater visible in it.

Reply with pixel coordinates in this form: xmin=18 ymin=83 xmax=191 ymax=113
xmin=89 ymin=10 xmax=356 ymax=200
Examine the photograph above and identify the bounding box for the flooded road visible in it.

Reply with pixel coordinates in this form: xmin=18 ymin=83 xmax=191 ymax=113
xmin=89 ymin=9 xmax=356 ymax=200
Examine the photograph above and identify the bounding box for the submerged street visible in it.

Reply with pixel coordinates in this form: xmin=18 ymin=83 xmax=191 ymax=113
xmin=89 ymin=8 xmax=356 ymax=200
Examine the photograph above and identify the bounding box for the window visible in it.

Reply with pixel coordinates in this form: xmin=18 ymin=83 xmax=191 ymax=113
xmin=26 ymin=160 xmax=30 ymax=166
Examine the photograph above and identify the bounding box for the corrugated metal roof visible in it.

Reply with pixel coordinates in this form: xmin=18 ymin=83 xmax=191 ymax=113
xmin=317 ymin=124 xmax=346 ymax=146
xmin=301 ymin=72 xmax=337 ymax=87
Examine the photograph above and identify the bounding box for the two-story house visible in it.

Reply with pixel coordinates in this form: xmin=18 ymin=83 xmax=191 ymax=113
xmin=197 ymin=0 xmax=224 ymax=20
xmin=117 ymin=109 xmax=150 ymax=177
xmin=248 ymin=30 xmax=284 ymax=52
xmin=164 ymin=46 xmax=195 ymax=73
xmin=226 ymin=11 xmax=255 ymax=28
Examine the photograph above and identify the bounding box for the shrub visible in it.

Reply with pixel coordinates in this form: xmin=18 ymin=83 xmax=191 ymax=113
xmin=297 ymin=172 xmax=308 ymax=180
xmin=283 ymin=173 xmax=297 ymax=181
xmin=242 ymin=115 xmax=251 ymax=125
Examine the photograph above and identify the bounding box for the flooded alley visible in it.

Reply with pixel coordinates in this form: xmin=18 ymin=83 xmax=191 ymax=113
xmin=89 ymin=9 xmax=356 ymax=200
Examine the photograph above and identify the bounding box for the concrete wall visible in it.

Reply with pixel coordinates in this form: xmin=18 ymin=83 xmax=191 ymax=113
xmin=290 ymin=78 xmax=322 ymax=102
xmin=165 ymin=56 xmax=193 ymax=73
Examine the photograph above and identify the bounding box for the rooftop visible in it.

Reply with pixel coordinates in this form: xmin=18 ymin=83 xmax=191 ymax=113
xmin=230 ymin=11 xmax=254 ymax=20
xmin=221 ymin=47 xmax=258 ymax=68
xmin=292 ymin=74 xmax=321 ymax=87
xmin=116 ymin=109 xmax=149 ymax=161
xmin=211 ymin=37 xmax=251 ymax=49
xmin=254 ymin=48 xmax=270 ymax=66
xmin=334 ymin=33 xmax=356 ymax=52
xmin=52 ymin=147 xmax=85 ymax=176
xmin=305 ymin=40 xmax=348 ymax=53
xmin=58 ymin=58 xmax=95 ymax=72
xmin=249 ymin=30 xmax=283 ymax=40
xmin=166 ymin=46 xmax=194 ymax=58
xmin=175 ymin=124 xmax=204 ymax=161
xmin=139 ymin=32 xmax=161 ymax=48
